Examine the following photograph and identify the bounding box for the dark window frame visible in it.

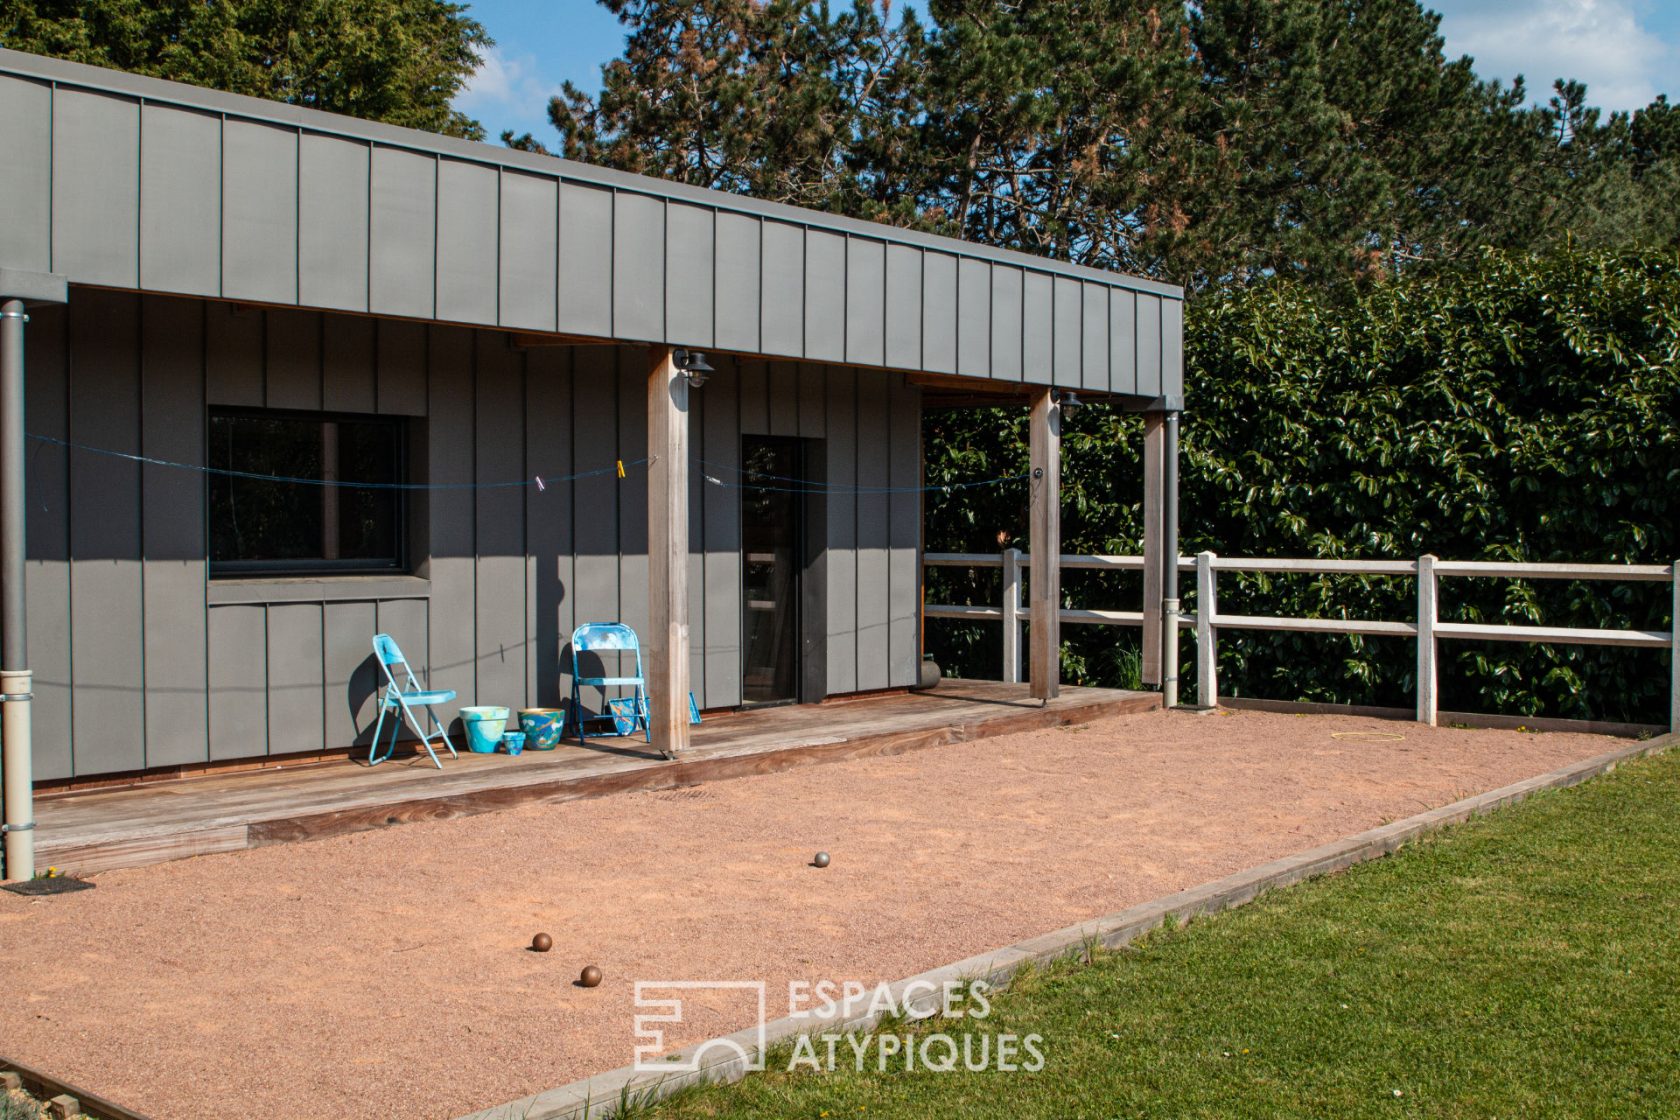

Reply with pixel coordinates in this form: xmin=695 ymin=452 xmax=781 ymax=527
xmin=207 ymin=405 xmax=409 ymax=579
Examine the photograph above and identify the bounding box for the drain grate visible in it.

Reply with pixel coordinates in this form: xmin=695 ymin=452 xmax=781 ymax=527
xmin=3 ymin=876 xmax=95 ymax=897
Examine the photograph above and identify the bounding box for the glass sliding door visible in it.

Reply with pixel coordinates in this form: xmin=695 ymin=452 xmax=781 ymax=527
xmin=741 ymin=435 xmax=803 ymax=705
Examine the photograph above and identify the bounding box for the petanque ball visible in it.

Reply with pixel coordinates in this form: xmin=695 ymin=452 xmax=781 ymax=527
xmin=580 ymin=965 xmax=603 ymax=988
xmin=813 ymin=851 xmax=831 ymax=868
xmin=532 ymin=932 xmax=553 ymax=953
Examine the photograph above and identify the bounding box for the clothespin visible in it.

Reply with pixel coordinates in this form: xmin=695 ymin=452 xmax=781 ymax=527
xmin=616 ymin=459 xmax=625 ymax=479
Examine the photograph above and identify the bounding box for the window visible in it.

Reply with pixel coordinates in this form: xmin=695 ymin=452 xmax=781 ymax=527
xmin=209 ymin=409 xmax=405 ymax=576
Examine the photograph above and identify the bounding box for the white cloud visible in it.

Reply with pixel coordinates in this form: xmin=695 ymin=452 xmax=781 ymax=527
xmin=1432 ymin=0 xmax=1673 ymax=111
xmin=455 ymin=45 xmax=566 ymax=138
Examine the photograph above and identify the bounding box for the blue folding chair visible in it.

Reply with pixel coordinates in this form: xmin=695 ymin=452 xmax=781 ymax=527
xmin=369 ymin=634 xmax=458 ymax=768
xmin=569 ymin=622 xmax=650 ymax=745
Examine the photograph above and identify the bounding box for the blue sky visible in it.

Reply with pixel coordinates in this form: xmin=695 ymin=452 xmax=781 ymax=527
xmin=455 ymin=0 xmax=1680 ymax=144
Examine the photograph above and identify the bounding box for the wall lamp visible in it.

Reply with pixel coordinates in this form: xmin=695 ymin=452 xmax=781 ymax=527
xmin=674 ymin=348 xmax=713 ymax=388
xmin=1054 ymin=389 xmax=1084 ymax=413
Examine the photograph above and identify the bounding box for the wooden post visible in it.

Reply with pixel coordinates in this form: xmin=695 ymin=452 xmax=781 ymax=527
xmin=1671 ymin=560 xmax=1679 ymax=735
xmin=1140 ymin=411 xmax=1165 ymax=686
xmin=1028 ymin=389 xmax=1061 ymax=701
xmin=1196 ymin=550 xmax=1218 ymax=708
xmin=1002 ymin=546 xmax=1023 ymax=684
xmin=1416 ymin=554 xmax=1438 ymax=726
xmin=646 ymin=348 xmax=690 ymax=758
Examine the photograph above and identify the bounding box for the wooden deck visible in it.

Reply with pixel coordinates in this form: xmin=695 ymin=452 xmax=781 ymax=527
xmin=33 ymin=681 xmax=1157 ymax=876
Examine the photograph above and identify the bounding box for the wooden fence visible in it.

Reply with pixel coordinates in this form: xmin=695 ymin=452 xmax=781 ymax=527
xmin=924 ymin=550 xmax=1680 ymax=732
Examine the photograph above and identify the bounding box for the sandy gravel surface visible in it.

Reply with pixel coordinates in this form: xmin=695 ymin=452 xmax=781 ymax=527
xmin=0 ymin=708 xmax=1621 ymax=1120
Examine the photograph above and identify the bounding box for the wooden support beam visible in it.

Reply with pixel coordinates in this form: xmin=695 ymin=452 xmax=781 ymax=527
xmin=646 ymin=347 xmax=691 ymax=758
xmin=1140 ymin=411 xmax=1165 ymax=686
xmin=1028 ymin=389 xmax=1061 ymax=700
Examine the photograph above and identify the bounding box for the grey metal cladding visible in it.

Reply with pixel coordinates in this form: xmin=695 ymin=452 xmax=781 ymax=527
xmin=222 ymin=119 xmax=298 ymax=305
xmin=140 ymin=104 xmax=221 ymax=296
xmin=435 ymin=158 xmax=498 ymax=325
xmin=0 ymin=48 xmax=1183 ymax=398
xmin=713 ymin=211 xmax=761 ymax=353
xmin=665 ymin=201 xmax=715 ymax=347
xmin=498 ymin=169 xmax=558 ymax=332
xmin=53 ymin=88 xmax=139 ymax=287
xmin=0 ymin=75 xmax=52 ymax=272
xmin=1110 ymin=287 xmax=1138 ymax=395
xmin=369 ymin=146 xmax=437 ymax=319
xmin=612 ymin=190 xmax=666 ymax=341
xmin=844 ymin=237 xmax=885 ymax=367
xmin=803 ymin=229 xmax=845 ymax=362
xmin=299 ymin=133 xmax=370 ymax=312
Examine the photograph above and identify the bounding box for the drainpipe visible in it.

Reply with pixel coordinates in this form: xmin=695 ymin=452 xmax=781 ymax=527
xmin=0 ymin=269 xmax=66 ymax=883
xmin=1 ymin=298 xmax=33 ymax=880
xmin=1161 ymin=410 xmax=1181 ymax=709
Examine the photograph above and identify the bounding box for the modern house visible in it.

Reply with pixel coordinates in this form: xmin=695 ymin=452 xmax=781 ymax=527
xmin=0 ymin=48 xmax=1183 ymax=878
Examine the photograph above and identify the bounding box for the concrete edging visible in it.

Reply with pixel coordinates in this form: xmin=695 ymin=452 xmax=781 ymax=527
xmin=458 ymin=731 xmax=1677 ymax=1120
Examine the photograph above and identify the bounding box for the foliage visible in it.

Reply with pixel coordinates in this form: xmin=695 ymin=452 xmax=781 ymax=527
xmin=0 ymin=0 xmax=489 ymax=138
xmin=647 ymin=747 xmax=1680 ymax=1118
xmin=926 ymin=247 xmax=1680 ymax=722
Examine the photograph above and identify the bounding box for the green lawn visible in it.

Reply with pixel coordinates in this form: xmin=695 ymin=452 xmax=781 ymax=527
xmin=648 ymin=747 xmax=1680 ymax=1119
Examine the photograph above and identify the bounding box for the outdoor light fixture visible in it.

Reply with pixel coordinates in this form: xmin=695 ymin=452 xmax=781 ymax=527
xmin=674 ymin=348 xmax=713 ymax=388
xmin=1055 ymin=390 xmax=1084 ymax=413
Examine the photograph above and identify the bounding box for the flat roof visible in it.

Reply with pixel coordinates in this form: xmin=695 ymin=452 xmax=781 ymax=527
xmin=0 ymin=48 xmax=1183 ymax=397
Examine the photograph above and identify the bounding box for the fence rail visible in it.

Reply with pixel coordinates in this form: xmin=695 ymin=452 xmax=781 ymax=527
xmin=923 ymin=550 xmax=1680 ymax=732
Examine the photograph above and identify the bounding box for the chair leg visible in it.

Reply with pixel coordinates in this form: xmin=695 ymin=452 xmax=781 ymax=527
xmin=639 ymin=685 xmax=651 ymax=743
xmin=431 ymin=709 xmax=458 ymax=758
xmin=573 ymin=683 xmax=588 ymax=745
xmin=369 ymin=701 xmax=389 ymax=765
xmin=398 ymin=701 xmax=443 ymax=769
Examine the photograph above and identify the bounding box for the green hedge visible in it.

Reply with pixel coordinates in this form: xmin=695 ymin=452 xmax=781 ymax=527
xmin=924 ymin=247 xmax=1680 ymax=722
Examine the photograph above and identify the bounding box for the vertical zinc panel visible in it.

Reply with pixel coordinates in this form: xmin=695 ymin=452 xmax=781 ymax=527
xmin=0 ymin=75 xmax=52 ymax=272
xmin=264 ymin=308 xmax=322 ymax=411
xmin=498 ymin=169 xmax=558 ymax=331
xmin=887 ymin=377 xmax=920 ymax=687
xmin=737 ymin=361 xmax=769 ymax=434
xmin=1109 ymin=287 xmax=1138 ymax=395
xmin=474 ymin=332 xmax=528 ymax=706
xmin=369 ymin=146 xmax=436 ymax=319
xmin=298 ymin=133 xmax=371 ymax=312
xmin=321 ymin=314 xmax=377 ymax=414
xmin=1052 ymin=276 xmax=1082 ymax=387
xmin=768 ymin=361 xmax=799 ymax=436
xmin=435 ymin=159 xmax=499 ymax=325
xmin=25 ymin=305 xmax=71 ymax=779
xmin=1082 ymin=282 xmax=1110 ymax=392
xmin=616 ymin=351 xmax=649 ymax=643
xmin=1137 ymin=293 xmax=1163 ymax=397
xmin=140 ymin=104 xmax=220 ymax=295
xmin=956 ymin=258 xmax=991 ymax=378
xmin=798 ymin=362 xmax=826 ymax=438
xmin=425 ymin=325 xmax=477 ymax=704
xmin=803 ymin=230 xmax=846 ymax=361
xmin=323 ymin=600 xmax=379 ymax=749
xmin=569 ymin=346 xmax=619 ymax=714
xmin=377 ymin=600 xmax=429 ymax=725
xmin=700 ymin=357 xmax=741 ymax=707
xmin=1161 ymin=297 xmax=1184 ymax=399
xmin=69 ymin=291 xmax=145 ymax=772
xmin=376 ymin=318 xmax=427 ymax=416
xmin=558 ymin=181 xmax=613 ymax=337
xmin=760 ymin=221 xmax=805 ymax=357
xmin=1022 ymin=272 xmax=1053 ymax=384
xmin=612 ymin=192 xmax=666 ymax=341
xmin=221 ymin=119 xmax=299 ymax=305
xmin=666 ymin=202 xmax=715 ymax=346
xmin=921 ymin=252 xmax=957 ymax=375
xmin=140 ymin=296 xmax=209 ymax=766
xmin=714 ymin=212 xmax=761 ymax=353
xmin=989 ymin=266 xmax=1024 ymax=381
xmin=825 ymin=366 xmax=858 ymax=695
xmin=854 ymin=372 xmax=890 ymax=691
xmin=208 ymin=606 xmax=268 ymax=760
xmin=884 ymin=245 xmax=922 ymax=370
xmin=205 ymin=301 xmax=264 ymax=406
xmin=844 ymin=238 xmax=886 ymax=367
xmin=52 ymin=89 xmax=139 ymax=287
xmin=266 ymin=603 xmax=326 ymax=755
xmin=525 ymin=347 xmax=574 ymax=708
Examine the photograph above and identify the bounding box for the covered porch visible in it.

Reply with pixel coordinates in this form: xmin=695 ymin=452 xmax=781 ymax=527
xmin=32 ymin=680 xmax=1157 ymax=875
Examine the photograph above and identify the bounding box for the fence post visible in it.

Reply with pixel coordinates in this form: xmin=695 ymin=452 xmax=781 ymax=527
xmin=1416 ymin=554 xmax=1438 ymax=726
xmin=1002 ymin=547 xmax=1024 ymax=685
xmin=1671 ymin=560 xmax=1679 ymax=735
xmin=1196 ymin=551 xmax=1218 ymax=708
